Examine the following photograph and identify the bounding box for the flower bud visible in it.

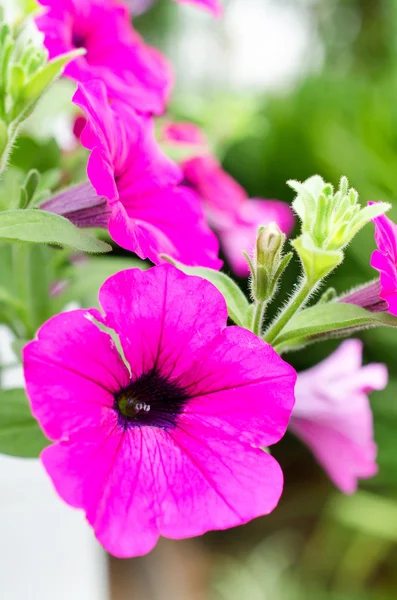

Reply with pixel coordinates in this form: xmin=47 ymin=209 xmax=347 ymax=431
xmin=288 ymin=175 xmax=391 ymax=282
xmin=256 ymin=222 xmax=284 ymax=270
xmin=249 ymin=223 xmax=292 ymax=303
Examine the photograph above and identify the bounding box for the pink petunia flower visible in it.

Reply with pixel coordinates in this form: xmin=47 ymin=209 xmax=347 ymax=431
xmin=173 ymin=0 xmax=223 ymax=17
xmin=163 ymin=122 xmax=294 ymax=276
xmin=73 ymin=81 xmax=221 ymax=268
xmin=36 ymin=0 xmax=172 ymax=114
xmin=23 ymin=264 xmax=296 ymax=558
xmin=290 ymin=340 xmax=388 ymax=494
xmin=370 ymin=207 xmax=397 ymax=316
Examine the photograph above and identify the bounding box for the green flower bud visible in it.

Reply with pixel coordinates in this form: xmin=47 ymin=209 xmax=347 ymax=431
xmin=289 ymin=175 xmax=390 ymax=282
xmin=289 ymin=175 xmax=390 ymax=253
xmin=249 ymin=222 xmax=292 ymax=303
xmin=256 ymin=222 xmax=284 ymax=269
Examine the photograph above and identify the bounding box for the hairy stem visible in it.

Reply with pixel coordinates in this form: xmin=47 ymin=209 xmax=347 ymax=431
xmin=251 ymin=301 xmax=267 ymax=337
xmin=264 ymin=278 xmax=316 ymax=346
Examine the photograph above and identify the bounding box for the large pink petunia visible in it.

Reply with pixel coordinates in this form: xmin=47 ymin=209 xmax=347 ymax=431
xmin=73 ymin=81 xmax=221 ymax=268
xmin=163 ymin=122 xmax=294 ymax=276
xmin=36 ymin=0 xmax=172 ymax=114
xmin=173 ymin=0 xmax=223 ymax=17
xmin=371 ymin=207 xmax=397 ymax=316
xmin=23 ymin=264 xmax=296 ymax=558
xmin=290 ymin=340 xmax=387 ymax=494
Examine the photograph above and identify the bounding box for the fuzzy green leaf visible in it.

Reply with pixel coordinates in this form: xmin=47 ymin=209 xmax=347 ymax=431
xmin=0 ymin=209 xmax=112 ymax=253
xmin=274 ymin=302 xmax=397 ymax=351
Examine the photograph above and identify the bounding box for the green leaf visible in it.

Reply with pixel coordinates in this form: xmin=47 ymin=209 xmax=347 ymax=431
xmin=0 ymin=388 xmax=50 ymax=458
xmin=274 ymin=302 xmax=397 ymax=351
xmin=12 ymin=49 xmax=85 ymax=124
xmin=22 ymin=49 xmax=85 ymax=104
xmin=162 ymin=256 xmax=250 ymax=327
xmin=0 ymin=209 xmax=112 ymax=253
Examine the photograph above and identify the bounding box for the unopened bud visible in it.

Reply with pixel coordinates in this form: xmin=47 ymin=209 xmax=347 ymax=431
xmin=288 ymin=175 xmax=391 ymax=281
xmin=249 ymin=223 xmax=291 ymax=303
xmin=256 ymin=222 xmax=284 ymax=269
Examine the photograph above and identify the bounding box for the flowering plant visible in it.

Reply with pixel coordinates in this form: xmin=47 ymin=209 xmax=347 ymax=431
xmin=0 ymin=0 xmax=396 ymax=561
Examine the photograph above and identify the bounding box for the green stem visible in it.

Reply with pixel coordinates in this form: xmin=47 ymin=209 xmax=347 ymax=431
xmin=264 ymin=278 xmax=316 ymax=346
xmin=0 ymin=124 xmax=18 ymax=179
xmin=252 ymin=301 xmax=267 ymax=337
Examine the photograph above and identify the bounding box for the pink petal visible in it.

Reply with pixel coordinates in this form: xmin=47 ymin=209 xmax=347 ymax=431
xmin=36 ymin=0 xmax=171 ymax=114
xmin=163 ymin=122 xmax=207 ymax=146
xmin=75 ymin=82 xmax=220 ymax=268
xmin=41 ymin=425 xmax=160 ymax=557
xmin=42 ymin=420 xmax=282 ymax=557
xmin=111 ymin=186 xmax=221 ymax=267
xmin=290 ymin=339 xmax=388 ymax=493
xmin=95 ymin=265 xmax=295 ymax=449
xmin=173 ymin=0 xmax=223 ymax=17
xmin=23 ymin=309 xmax=130 ymax=440
xmin=182 ymin=326 xmax=296 ymax=448
xmin=183 ymin=155 xmax=247 ymax=227
xmin=74 ymin=81 xmax=181 ymax=197
xmin=95 ymin=264 xmax=229 ymax=380
xmin=370 ymin=208 xmax=397 ymax=315
xmin=162 ymin=423 xmax=284 ymax=539
xmin=291 ymin=418 xmax=377 ymax=494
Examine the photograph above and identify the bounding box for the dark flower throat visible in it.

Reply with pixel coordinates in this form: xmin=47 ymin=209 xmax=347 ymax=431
xmin=114 ymin=368 xmax=190 ymax=430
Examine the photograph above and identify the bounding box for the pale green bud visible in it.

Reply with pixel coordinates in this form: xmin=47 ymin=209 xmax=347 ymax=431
xmin=289 ymin=175 xmax=390 ymax=253
xmin=249 ymin=222 xmax=292 ymax=303
xmin=288 ymin=175 xmax=390 ymax=281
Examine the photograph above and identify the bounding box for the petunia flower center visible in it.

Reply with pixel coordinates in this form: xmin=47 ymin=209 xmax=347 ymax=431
xmin=72 ymin=33 xmax=87 ymax=50
xmin=114 ymin=368 xmax=189 ymax=430
xmin=117 ymin=394 xmax=151 ymax=418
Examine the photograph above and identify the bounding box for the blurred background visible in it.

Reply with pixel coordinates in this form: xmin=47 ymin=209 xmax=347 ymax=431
xmin=3 ymin=0 xmax=397 ymax=598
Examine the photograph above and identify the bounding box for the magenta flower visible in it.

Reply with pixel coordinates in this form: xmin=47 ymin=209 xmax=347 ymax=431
xmin=290 ymin=340 xmax=387 ymax=494
xmin=74 ymin=82 xmax=221 ymax=268
xmin=173 ymin=0 xmax=223 ymax=17
xmin=36 ymin=0 xmax=172 ymax=114
xmin=23 ymin=265 xmax=296 ymax=557
xmin=371 ymin=207 xmax=397 ymax=316
xmin=164 ymin=122 xmax=294 ymax=276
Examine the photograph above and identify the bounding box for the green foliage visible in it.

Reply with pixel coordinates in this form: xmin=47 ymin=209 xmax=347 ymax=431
xmin=274 ymin=303 xmax=397 ymax=353
xmin=0 ymin=209 xmax=112 ymax=253
xmin=0 ymin=388 xmax=49 ymax=458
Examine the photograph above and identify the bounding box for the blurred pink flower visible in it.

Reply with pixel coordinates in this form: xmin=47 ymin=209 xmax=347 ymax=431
xmin=173 ymin=0 xmax=223 ymax=17
xmin=290 ymin=339 xmax=388 ymax=494
xmin=127 ymin=0 xmax=156 ymax=16
xmin=74 ymin=82 xmax=221 ymax=268
xmin=36 ymin=0 xmax=172 ymax=114
xmin=23 ymin=264 xmax=296 ymax=557
xmin=163 ymin=122 xmax=294 ymax=276
xmin=371 ymin=206 xmax=397 ymax=316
